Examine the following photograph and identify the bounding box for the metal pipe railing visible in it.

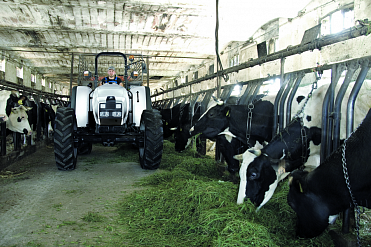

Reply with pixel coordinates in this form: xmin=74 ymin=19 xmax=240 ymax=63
xmin=152 ymin=25 xmax=369 ymax=98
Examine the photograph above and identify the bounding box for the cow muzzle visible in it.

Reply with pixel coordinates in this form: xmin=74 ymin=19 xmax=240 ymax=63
xmin=23 ymin=128 xmax=32 ymax=135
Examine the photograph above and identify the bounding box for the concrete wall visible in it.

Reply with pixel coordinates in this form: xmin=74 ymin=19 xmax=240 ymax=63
xmin=4 ymin=61 xmax=17 ymax=83
xmin=23 ymin=67 xmax=31 ymax=87
xmin=0 ymin=50 xmax=66 ymax=96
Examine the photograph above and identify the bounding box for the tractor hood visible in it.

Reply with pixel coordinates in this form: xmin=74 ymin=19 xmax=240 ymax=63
xmin=91 ymin=83 xmax=130 ymax=126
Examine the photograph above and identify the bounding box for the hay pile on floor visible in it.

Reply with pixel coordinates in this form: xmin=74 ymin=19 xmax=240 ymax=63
xmin=117 ymin=140 xmax=334 ymax=246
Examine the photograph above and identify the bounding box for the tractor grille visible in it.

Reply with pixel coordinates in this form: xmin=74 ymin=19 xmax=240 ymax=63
xmin=98 ymin=125 xmax=126 ymax=133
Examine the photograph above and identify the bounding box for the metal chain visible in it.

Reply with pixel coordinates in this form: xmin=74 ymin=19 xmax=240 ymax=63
xmin=243 ymin=86 xmax=269 ymax=147
xmin=299 ymin=117 xmax=308 ymax=166
xmin=245 ymin=103 xmax=254 ymax=146
xmin=294 ymin=79 xmax=318 ymax=119
xmin=342 ymin=138 xmax=362 ymax=247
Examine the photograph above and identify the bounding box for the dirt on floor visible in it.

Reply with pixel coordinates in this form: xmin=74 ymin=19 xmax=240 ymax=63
xmin=0 ymin=144 xmax=156 ymax=246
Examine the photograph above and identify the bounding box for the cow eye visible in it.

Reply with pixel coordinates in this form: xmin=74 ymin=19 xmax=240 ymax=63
xmin=249 ymin=172 xmax=258 ymax=180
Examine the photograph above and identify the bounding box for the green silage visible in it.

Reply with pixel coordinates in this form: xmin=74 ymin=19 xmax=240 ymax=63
xmin=117 ymin=140 xmax=335 ymax=246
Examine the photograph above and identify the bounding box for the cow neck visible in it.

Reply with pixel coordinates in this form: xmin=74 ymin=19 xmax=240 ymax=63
xmin=267 ymin=117 xmax=309 ymax=167
xmin=227 ymin=105 xmax=251 ymax=145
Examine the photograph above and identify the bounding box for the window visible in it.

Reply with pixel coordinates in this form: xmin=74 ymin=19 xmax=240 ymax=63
xmin=16 ymin=67 xmax=23 ymax=79
xmin=42 ymin=78 xmax=46 ymax=87
xmin=208 ymin=64 xmax=214 ymax=75
xmin=229 ymin=55 xmax=239 ymax=67
xmin=31 ymin=74 xmax=36 ymax=87
xmin=321 ymin=8 xmax=354 ymax=35
xmin=231 ymin=84 xmax=241 ymax=96
xmin=268 ymin=39 xmax=277 ymax=54
xmin=193 ymin=71 xmax=198 ymax=80
xmin=0 ymin=59 xmax=5 ymax=72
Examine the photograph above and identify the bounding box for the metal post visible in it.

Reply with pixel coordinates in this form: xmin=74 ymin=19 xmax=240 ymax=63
xmin=0 ymin=122 xmax=6 ymax=156
xmin=146 ymin=56 xmax=149 ymax=87
xmin=286 ymin=72 xmax=304 ymax=124
xmin=70 ymin=53 xmax=74 ymax=96
xmin=346 ymin=59 xmax=370 ymax=136
xmin=280 ymin=57 xmax=285 ymax=87
xmin=279 ymin=73 xmax=296 ymax=129
xmin=333 ymin=61 xmax=358 ymax=151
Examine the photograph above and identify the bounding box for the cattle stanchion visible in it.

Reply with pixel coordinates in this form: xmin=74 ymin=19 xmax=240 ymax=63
xmin=272 ymin=73 xmax=291 ymax=137
xmin=321 ymin=63 xmax=346 ymax=161
xmin=13 ymin=132 xmax=21 ymax=151
xmin=0 ymin=122 xmax=6 ymax=156
xmin=342 ymin=59 xmax=370 ymax=235
xmin=332 ymin=61 xmax=358 ymax=150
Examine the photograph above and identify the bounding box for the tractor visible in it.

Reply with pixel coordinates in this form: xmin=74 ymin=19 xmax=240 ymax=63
xmin=53 ymin=52 xmax=163 ymax=170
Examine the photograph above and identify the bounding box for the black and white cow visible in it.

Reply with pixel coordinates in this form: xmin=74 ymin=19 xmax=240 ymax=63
xmin=0 ymin=90 xmax=33 ymax=136
xmin=189 ymin=96 xmax=276 ymax=174
xmin=174 ymin=96 xmax=240 ymax=154
xmin=288 ymin=107 xmax=371 ymax=238
xmin=239 ymin=81 xmax=371 ymax=209
xmin=160 ymin=103 xmax=183 ymax=139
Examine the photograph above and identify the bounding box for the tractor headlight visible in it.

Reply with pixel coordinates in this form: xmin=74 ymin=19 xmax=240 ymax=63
xmin=116 ymin=103 xmax=121 ymax=109
xmin=100 ymin=103 xmax=106 ymax=109
xmin=100 ymin=111 xmax=110 ymax=117
xmin=112 ymin=112 xmax=122 ymax=117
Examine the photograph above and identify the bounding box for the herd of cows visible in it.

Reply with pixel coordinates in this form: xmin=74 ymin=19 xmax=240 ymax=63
xmin=1 ymin=76 xmax=371 ymax=239
xmin=0 ymin=89 xmax=66 ymax=154
xmin=155 ymin=78 xmax=371 ymax=239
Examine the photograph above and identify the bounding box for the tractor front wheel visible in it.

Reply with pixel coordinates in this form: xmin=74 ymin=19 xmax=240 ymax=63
xmin=139 ymin=109 xmax=163 ymax=169
xmin=54 ymin=107 xmax=78 ymax=171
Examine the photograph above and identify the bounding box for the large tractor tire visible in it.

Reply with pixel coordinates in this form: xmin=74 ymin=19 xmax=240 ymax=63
xmin=139 ymin=109 xmax=163 ymax=169
xmin=54 ymin=107 xmax=78 ymax=171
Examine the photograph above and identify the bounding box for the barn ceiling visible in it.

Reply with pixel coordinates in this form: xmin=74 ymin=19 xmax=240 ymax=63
xmin=0 ymin=0 xmax=311 ymax=90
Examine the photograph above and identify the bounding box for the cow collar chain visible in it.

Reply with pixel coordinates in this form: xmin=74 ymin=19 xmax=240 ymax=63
xmin=342 ymin=138 xmax=362 ymax=247
xmin=299 ymin=117 xmax=308 ymax=167
xmin=244 ymin=91 xmax=269 ymax=147
xmin=293 ymin=79 xmax=319 ymax=168
xmin=245 ymin=103 xmax=254 ymax=147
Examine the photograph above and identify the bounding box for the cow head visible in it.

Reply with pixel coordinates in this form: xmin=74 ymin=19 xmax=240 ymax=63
xmin=174 ymin=102 xmax=202 ymax=152
xmin=250 ymin=118 xmax=322 ymax=173
xmin=190 ymin=103 xmax=230 ymax=139
xmin=174 ymin=122 xmax=192 ymax=152
xmin=160 ymin=104 xmax=181 ymax=139
xmin=288 ymin=170 xmax=330 ymax=238
xmin=7 ymin=105 xmax=33 ymax=135
xmin=245 ymin=155 xmax=277 ymax=207
xmin=243 ymin=118 xmax=321 ymax=208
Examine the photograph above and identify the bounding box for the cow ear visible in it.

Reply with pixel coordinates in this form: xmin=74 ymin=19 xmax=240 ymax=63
xmin=11 ymin=107 xmax=17 ymax=114
xmin=223 ymin=106 xmax=231 ymax=117
xmin=290 ymin=171 xmax=308 ymax=193
xmin=248 ymin=149 xmax=261 ymax=156
xmin=233 ymin=154 xmax=243 ymax=161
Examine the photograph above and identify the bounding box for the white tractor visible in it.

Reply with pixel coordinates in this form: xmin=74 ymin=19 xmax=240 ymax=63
xmin=54 ymin=52 xmax=163 ymax=170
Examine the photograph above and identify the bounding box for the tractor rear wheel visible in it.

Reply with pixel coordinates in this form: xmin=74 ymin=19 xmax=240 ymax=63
xmin=54 ymin=107 xmax=78 ymax=171
xmin=139 ymin=109 xmax=163 ymax=169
